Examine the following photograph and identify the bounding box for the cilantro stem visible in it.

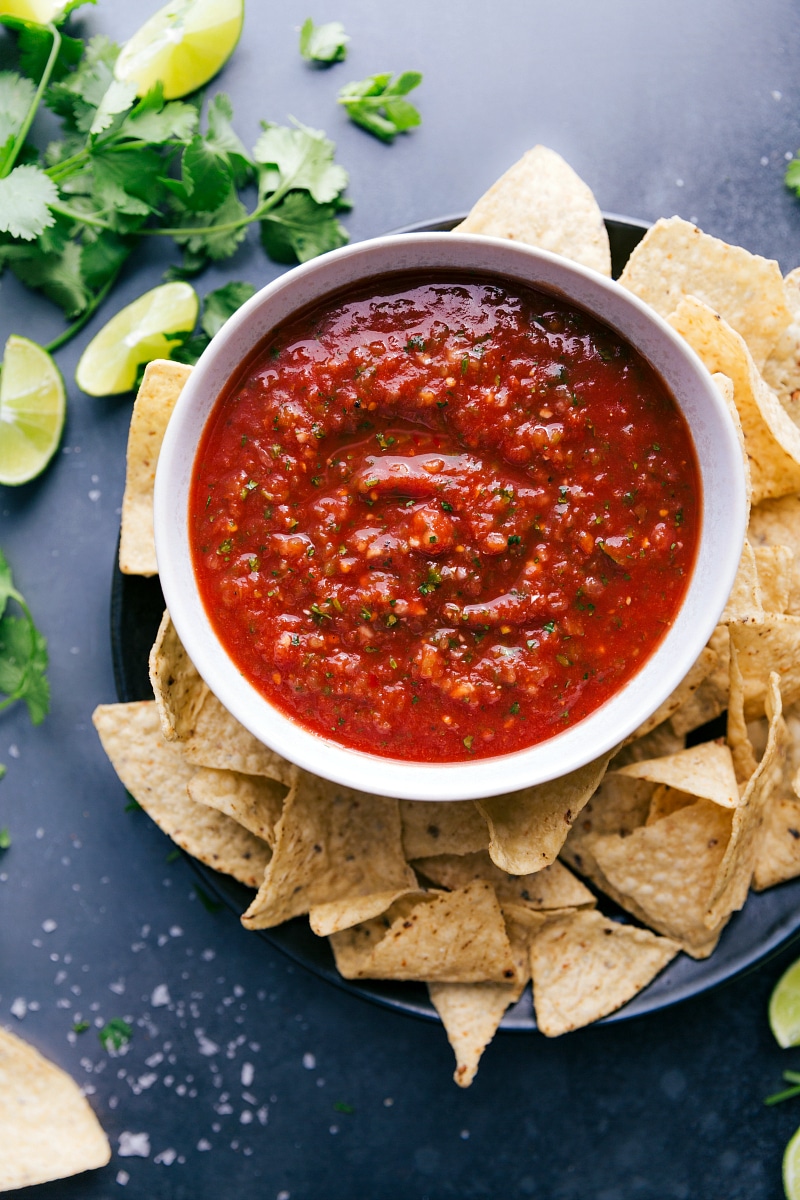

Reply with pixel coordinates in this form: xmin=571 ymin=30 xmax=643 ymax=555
xmin=44 ymin=267 xmax=123 ymax=354
xmin=2 ymin=23 xmax=61 ymax=179
xmin=47 ymin=202 xmax=116 ymax=231
xmin=144 ymin=172 xmax=296 ymax=240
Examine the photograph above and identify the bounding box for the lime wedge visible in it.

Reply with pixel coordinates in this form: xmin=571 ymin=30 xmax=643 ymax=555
xmin=0 ymin=0 xmax=68 ymax=21
xmin=0 ymin=336 xmax=66 ymax=487
xmin=75 ymin=282 xmax=199 ymax=397
xmin=785 ymin=1126 xmax=800 ymax=1199
xmin=770 ymin=957 xmax=800 ymax=1048
xmin=114 ymin=0 xmax=244 ymax=100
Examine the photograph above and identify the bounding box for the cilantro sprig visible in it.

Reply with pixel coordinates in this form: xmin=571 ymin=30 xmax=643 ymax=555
xmin=299 ymin=18 xmax=349 ymax=64
xmin=338 ymin=71 xmax=422 ymax=141
xmin=0 ymin=547 xmax=49 ymax=727
xmin=0 ymin=14 xmax=351 ymax=346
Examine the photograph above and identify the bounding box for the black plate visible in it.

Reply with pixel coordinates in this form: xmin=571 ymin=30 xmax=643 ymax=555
xmin=111 ymin=215 xmax=800 ymax=1030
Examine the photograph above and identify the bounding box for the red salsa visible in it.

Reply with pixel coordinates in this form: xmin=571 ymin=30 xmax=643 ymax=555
xmin=190 ymin=275 xmax=700 ymax=762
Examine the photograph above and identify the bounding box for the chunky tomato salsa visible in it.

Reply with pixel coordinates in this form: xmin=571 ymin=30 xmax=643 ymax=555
xmin=190 ymin=275 xmax=700 ymax=763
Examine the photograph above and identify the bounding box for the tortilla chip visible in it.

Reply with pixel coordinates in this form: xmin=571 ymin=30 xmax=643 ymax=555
xmin=92 ymin=701 xmax=271 ymax=888
xmin=413 ymin=850 xmax=595 ymax=912
xmin=119 ymin=359 xmax=192 ymax=576
xmin=149 ymin=611 xmax=295 ymax=784
xmin=721 ymin=538 xmax=762 ymax=623
xmin=763 ymin=270 xmax=800 ymax=426
xmin=428 ymin=918 xmax=531 ymax=1087
xmin=670 ymin=627 xmax=730 ymax=737
xmin=455 ymin=145 xmax=611 ymax=276
xmin=668 ymin=295 xmax=800 ymax=503
xmin=753 ymin=544 xmax=793 ymax=614
xmin=645 ymin=785 xmax=696 ymax=825
xmin=309 ymin=888 xmax=419 ymax=937
xmin=705 ymin=672 xmax=784 ymax=925
xmin=529 ymin=910 xmax=679 ymax=1037
xmin=613 ymin=741 xmax=740 ymax=809
xmin=560 ymin=771 xmax=653 ymax=882
xmin=187 ymin=767 xmax=290 ymax=847
xmin=712 ymin=370 xmax=753 ymax=515
xmin=619 ymin=216 xmax=791 ymax=368
xmin=0 ymin=1027 xmax=111 ymax=1191
xmin=590 ymin=799 xmax=732 ymax=956
xmin=629 ymin=644 xmax=718 ymax=740
xmin=329 ymin=882 xmax=515 ymax=982
xmin=729 ymin=615 xmax=800 ymax=718
xmin=241 ymin=772 xmax=415 ymax=930
xmin=748 ymin=681 xmax=800 ymax=889
xmin=399 ymin=799 xmax=489 ymax=859
xmin=476 ymin=751 xmax=612 ymax=875
xmin=749 ymin=495 xmax=800 ymax=614
xmin=727 ymin=637 xmax=758 ymax=785
xmin=609 ymin=721 xmax=685 ymax=770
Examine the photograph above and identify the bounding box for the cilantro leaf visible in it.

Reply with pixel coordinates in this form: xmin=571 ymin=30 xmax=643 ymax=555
xmin=201 ymin=280 xmax=256 ymax=337
xmin=88 ymin=77 xmax=137 ymax=136
xmin=0 ymin=72 xmax=37 ymax=172
xmin=0 ymin=828 xmax=9 ymax=850
xmin=170 ymin=186 xmax=249 ymax=262
xmin=786 ymin=156 xmax=800 ymax=195
xmin=338 ymin=71 xmax=422 ymax=141
xmin=253 ymin=120 xmax=348 ymax=203
xmin=17 ymin=23 xmax=83 ymax=86
xmin=98 ymin=1018 xmax=132 ymax=1052
xmin=45 ymin=35 xmax=121 ymax=134
xmin=205 ymin=92 xmax=253 ymax=187
xmin=116 ymin=84 xmax=198 ymax=144
xmin=0 ymin=165 xmax=58 ymax=240
xmin=260 ymin=190 xmax=348 ymax=263
xmin=299 ymin=18 xmax=349 ymax=64
xmin=170 ymin=280 xmax=256 ymax=364
xmin=180 ymin=134 xmax=234 ymax=212
xmin=0 ymin=550 xmax=49 ymax=727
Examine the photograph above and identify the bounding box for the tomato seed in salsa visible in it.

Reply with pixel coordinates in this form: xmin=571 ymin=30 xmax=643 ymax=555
xmin=190 ymin=275 xmax=700 ymax=763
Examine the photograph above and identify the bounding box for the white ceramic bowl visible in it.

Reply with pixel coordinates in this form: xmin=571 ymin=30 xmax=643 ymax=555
xmin=154 ymin=233 xmax=747 ymax=802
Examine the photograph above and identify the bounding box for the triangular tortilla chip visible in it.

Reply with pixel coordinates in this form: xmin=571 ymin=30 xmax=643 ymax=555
xmin=753 ymin=544 xmax=793 ymax=614
xmin=399 ymin=799 xmax=489 ymax=859
xmin=187 ymin=767 xmax=289 ymax=847
xmin=476 ymin=751 xmax=613 ymax=874
xmin=241 ymin=772 xmax=415 ymax=930
xmin=729 ymin=615 xmax=800 ymax=718
xmin=613 ymin=741 xmax=739 ymax=809
xmin=721 ymin=538 xmax=762 ymax=623
xmin=668 ymin=295 xmax=800 ymax=503
xmin=590 ymin=798 xmax=732 ymax=956
xmin=92 ymin=701 xmax=271 ymax=888
xmin=619 ymin=216 xmax=791 ymax=368
xmin=428 ymin=918 xmax=531 ymax=1087
xmin=670 ymin=627 xmax=730 ymax=737
xmin=149 ymin=611 xmax=295 ymax=783
xmin=763 ymin=268 xmax=800 ymax=427
xmin=329 ymin=882 xmax=516 ymax=982
xmin=413 ymin=850 xmax=595 ymax=912
xmin=455 ymin=145 xmax=611 ymax=276
xmin=0 ymin=1027 xmax=111 ymax=1190
xmin=120 ymin=359 xmax=192 ymax=576
xmin=628 ymin=645 xmax=718 ymax=740
xmin=529 ymin=910 xmax=679 ymax=1037
xmin=749 ymin=494 xmax=800 ymax=615
xmin=609 ymin=721 xmax=685 ymax=770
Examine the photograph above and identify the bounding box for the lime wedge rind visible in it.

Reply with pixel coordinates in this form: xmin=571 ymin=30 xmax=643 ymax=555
xmin=0 ymin=336 xmax=66 ymax=487
xmin=114 ymin=0 xmax=244 ymax=100
xmin=75 ymin=282 xmax=198 ymax=397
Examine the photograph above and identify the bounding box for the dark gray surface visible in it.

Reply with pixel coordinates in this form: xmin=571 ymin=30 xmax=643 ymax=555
xmin=2 ymin=2 xmax=800 ymax=1197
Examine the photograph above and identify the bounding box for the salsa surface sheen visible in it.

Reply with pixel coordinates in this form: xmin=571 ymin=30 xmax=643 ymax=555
xmin=190 ymin=275 xmax=700 ymax=763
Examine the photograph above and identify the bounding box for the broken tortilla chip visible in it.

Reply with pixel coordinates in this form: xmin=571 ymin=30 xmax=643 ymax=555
xmin=619 ymin=216 xmax=791 ymax=368
xmin=455 ymin=145 xmax=611 ymax=276
xmin=119 ymin=359 xmax=192 ymax=576
xmin=92 ymin=700 xmax=271 ymax=888
xmin=0 ymin=1027 xmax=111 ymax=1191
xmin=529 ymin=909 xmax=679 ymax=1037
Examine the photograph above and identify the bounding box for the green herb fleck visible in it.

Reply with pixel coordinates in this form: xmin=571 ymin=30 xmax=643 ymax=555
xmin=98 ymin=1018 xmax=132 ymax=1053
xmin=338 ymin=71 xmax=422 ymax=141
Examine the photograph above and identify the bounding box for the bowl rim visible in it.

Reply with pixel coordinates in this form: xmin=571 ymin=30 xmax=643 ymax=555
xmin=154 ymin=231 xmax=748 ymax=801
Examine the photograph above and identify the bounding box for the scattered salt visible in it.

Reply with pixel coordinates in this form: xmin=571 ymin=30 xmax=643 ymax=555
xmin=302 ymin=1052 xmax=316 ymax=1070
xmin=118 ymin=1132 xmax=150 ymax=1158
xmin=151 ymin=984 xmax=171 ymax=1008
